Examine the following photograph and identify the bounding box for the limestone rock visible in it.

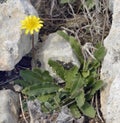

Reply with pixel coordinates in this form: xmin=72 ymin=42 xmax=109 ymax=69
xmin=106 ymin=73 xmax=120 ymax=123
xmin=0 ymin=0 xmax=38 ymax=71
xmin=101 ymin=0 xmax=120 ymax=122
xmin=56 ymin=106 xmax=73 ymax=123
xmin=13 ymin=84 xmax=23 ymax=92
xmin=34 ymin=32 xmax=80 ymax=77
xmin=27 ymin=99 xmax=43 ymax=123
xmin=0 ymin=89 xmax=19 ymax=123
xmin=109 ymin=0 xmax=114 ymax=12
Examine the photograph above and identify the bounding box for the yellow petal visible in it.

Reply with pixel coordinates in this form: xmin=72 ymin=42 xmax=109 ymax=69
xmin=25 ymin=30 xmax=29 ymax=34
xmin=35 ymin=28 xmax=39 ymax=32
xmin=21 ymin=15 xmax=44 ymax=35
xmin=30 ymin=30 xmax=34 ymax=34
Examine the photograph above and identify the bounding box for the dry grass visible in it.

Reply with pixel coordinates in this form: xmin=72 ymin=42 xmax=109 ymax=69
xmin=30 ymin=0 xmax=111 ymax=44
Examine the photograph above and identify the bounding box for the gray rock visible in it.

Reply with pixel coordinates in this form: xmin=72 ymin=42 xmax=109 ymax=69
xmin=76 ymin=116 xmax=84 ymax=123
xmin=56 ymin=106 xmax=73 ymax=123
xmin=27 ymin=99 xmax=43 ymax=123
xmin=0 ymin=0 xmax=38 ymax=70
xmin=106 ymin=73 xmax=120 ymax=123
xmin=0 ymin=89 xmax=20 ymax=123
xmin=101 ymin=0 xmax=120 ymax=122
xmin=35 ymin=32 xmax=80 ymax=77
xmin=109 ymin=0 xmax=114 ymax=12
xmin=13 ymin=84 xmax=23 ymax=92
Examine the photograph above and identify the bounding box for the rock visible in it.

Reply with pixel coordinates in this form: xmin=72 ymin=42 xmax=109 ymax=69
xmin=34 ymin=32 xmax=80 ymax=77
xmin=0 ymin=0 xmax=38 ymax=71
xmin=13 ymin=84 xmax=23 ymax=92
xmin=106 ymin=73 xmax=120 ymax=123
xmin=0 ymin=89 xmax=20 ymax=123
xmin=109 ymin=0 xmax=114 ymax=12
xmin=56 ymin=106 xmax=73 ymax=123
xmin=76 ymin=116 xmax=84 ymax=123
xmin=27 ymin=99 xmax=43 ymax=123
xmin=101 ymin=0 xmax=120 ymax=122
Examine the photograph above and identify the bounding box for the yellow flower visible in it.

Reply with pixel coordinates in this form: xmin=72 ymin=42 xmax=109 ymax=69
xmin=21 ymin=15 xmax=43 ymax=35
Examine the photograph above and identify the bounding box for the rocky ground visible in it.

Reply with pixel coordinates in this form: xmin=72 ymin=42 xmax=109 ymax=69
xmin=0 ymin=0 xmax=113 ymax=123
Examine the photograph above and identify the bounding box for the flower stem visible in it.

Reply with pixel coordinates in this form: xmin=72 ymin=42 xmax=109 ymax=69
xmin=31 ymin=34 xmax=35 ymax=59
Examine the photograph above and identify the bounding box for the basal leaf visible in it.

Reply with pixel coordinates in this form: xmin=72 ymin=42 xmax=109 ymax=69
xmin=75 ymin=90 xmax=85 ymax=108
xmin=14 ymin=79 xmax=27 ymax=88
xmin=20 ymin=70 xmax=41 ymax=84
xmin=94 ymin=44 xmax=106 ymax=62
xmin=86 ymin=80 xmax=103 ymax=100
xmin=70 ymin=74 xmax=84 ymax=98
xmin=37 ymin=94 xmax=55 ymax=103
xmin=44 ymin=102 xmax=54 ymax=111
xmin=48 ymin=59 xmax=65 ymax=80
xmin=57 ymin=30 xmax=69 ymax=41
xmin=69 ymin=104 xmax=81 ymax=118
xmin=80 ymin=102 xmax=96 ymax=118
xmin=57 ymin=30 xmax=84 ymax=64
xmin=22 ymin=83 xmax=59 ymax=96
xmin=82 ymin=70 xmax=90 ymax=78
xmin=69 ymin=36 xmax=84 ymax=64
xmin=64 ymin=66 xmax=79 ymax=90
xmin=33 ymin=68 xmax=53 ymax=82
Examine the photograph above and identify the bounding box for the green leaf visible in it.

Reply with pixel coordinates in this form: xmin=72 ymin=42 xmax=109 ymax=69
xmin=91 ymin=80 xmax=103 ymax=95
xmin=94 ymin=44 xmax=106 ymax=62
xmin=80 ymin=102 xmax=96 ymax=118
xmin=86 ymin=80 xmax=103 ymax=100
xmin=57 ymin=31 xmax=84 ymax=64
xmin=48 ymin=59 xmax=65 ymax=80
xmin=84 ymin=76 xmax=95 ymax=89
xmin=22 ymin=83 xmax=59 ymax=96
xmin=69 ymin=104 xmax=81 ymax=118
xmin=75 ymin=90 xmax=85 ymax=108
xmin=37 ymin=94 xmax=55 ymax=103
xmin=20 ymin=70 xmax=41 ymax=84
xmin=92 ymin=60 xmax=100 ymax=69
xmin=64 ymin=66 xmax=79 ymax=90
xmin=70 ymin=74 xmax=84 ymax=98
xmin=82 ymin=70 xmax=90 ymax=78
xmin=85 ymin=0 xmax=95 ymax=10
xmin=57 ymin=30 xmax=69 ymax=41
xmin=60 ymin=0 xmax=75 ymax=4
xmin=14 ymin=79 xmax=27 ymax=88
xmin=44 ymin=102 xmax=54 ymax=111
xmin=33 ymin=68 xmax=53 ymax=82
xmin=20 ymin=69 xmax=54 ymax=87
xmin=69 ymin=36 xmax=84 ymax=64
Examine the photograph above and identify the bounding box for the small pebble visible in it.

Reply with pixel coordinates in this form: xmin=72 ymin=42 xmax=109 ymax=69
xmin=13 ymin=84 xmax=23 ymax=92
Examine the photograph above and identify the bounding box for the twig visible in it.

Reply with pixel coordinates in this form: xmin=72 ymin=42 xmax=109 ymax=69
xmin=81 ymin=0 xmax=93 ymax=22
xmin=95 ymin=0 xmax=101 ymax=13
xmin=101 ymin=15 xmax=106 ymax=43
xmin=61 ymin=26 xmax=75 ymax=34
xmin=65 ymin=100 xmax=76 ymax=107
xmin=95 ymin=94 xmax=104 ymax=123
xmin=68 ymin=3 xmax=75 ymax=17
xmin=82 ymin=43 xmax=96 ymax=60
xmin=50 ymin=0 xmax=56 ymax=16
xmin=81 ymin=0 xmax=94 ymax=42
xmin=75 ymin=28 xmax=81 ymax=44
xmin=19 ymin=93 xmax=28 ymax=123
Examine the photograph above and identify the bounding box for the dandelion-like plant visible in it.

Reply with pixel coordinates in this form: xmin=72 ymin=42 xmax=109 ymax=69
xmin=21 ymin=15 xmax=43 ymax=59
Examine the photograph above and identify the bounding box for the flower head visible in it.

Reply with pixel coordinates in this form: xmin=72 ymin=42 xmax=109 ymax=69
xmin=21 ymin=15 xmax=43 ymax=35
